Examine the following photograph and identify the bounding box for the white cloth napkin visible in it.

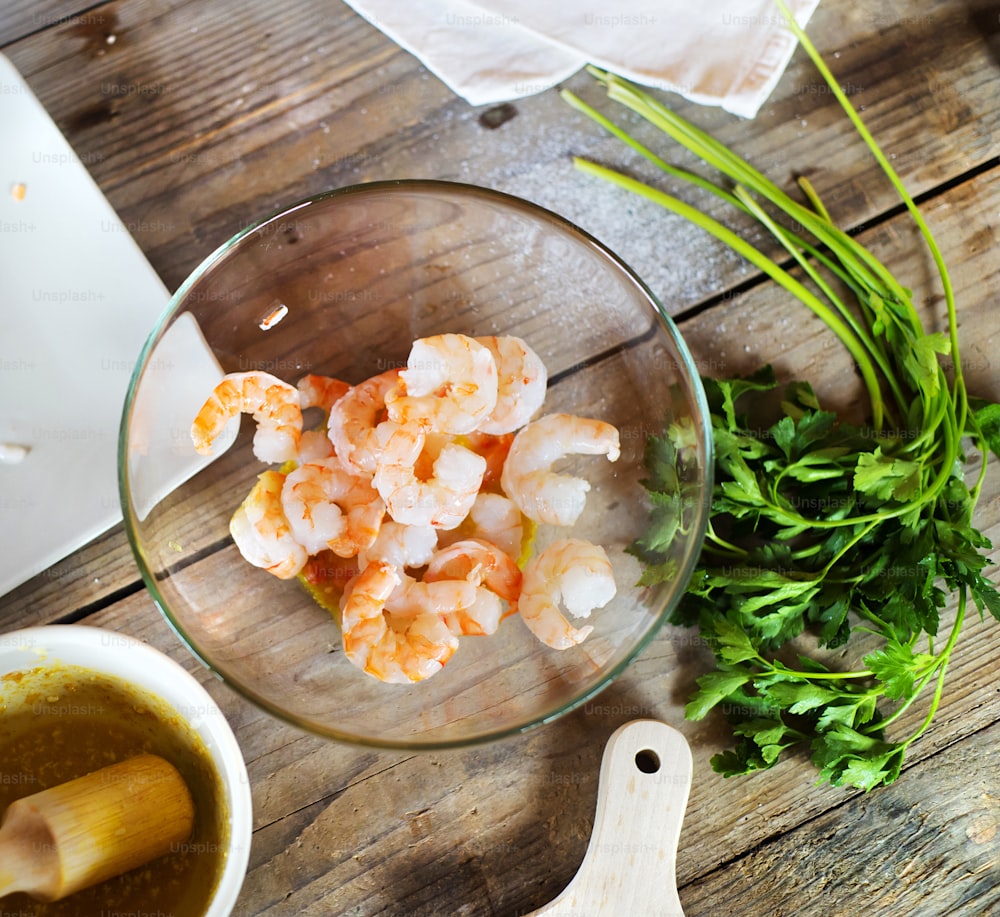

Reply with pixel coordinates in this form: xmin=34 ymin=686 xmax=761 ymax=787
xmin=343 ymin=0 xmax=819 ymax=117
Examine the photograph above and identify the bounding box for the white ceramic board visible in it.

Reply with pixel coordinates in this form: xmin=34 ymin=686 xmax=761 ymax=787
xmin=0 ymin=53 xmax=172 ymax=596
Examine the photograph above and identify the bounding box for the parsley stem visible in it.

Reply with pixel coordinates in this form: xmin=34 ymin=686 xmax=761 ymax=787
xmin=732 ymin=486 xmax=902 ymax=531
xmin=776 ymin=0 xmax=970 ymax=474
xmin=731 ymin=186 xmax=907 ymax=419
xmin=704 ymin=527 xmax=747 ymax=557
xmin=588 ymin=68 xmax=924 ymax=339
xmin=776 ymin=0 xmax=961 ymax=381
xmin=767 ymin=661 xmax=873 ymax=681
xmin=967 ymin=440 xmax=990 ymax=507
xmin=900 ymin=588 xmax=967 ymax=746
xmin=864 ymin=666 xmax=938 ymax=736
xmin=572 ymin=158 xmax=888 ymax=430
xmin=818 ymin=518 xmax=881 ymax=580
xmin=796 ymin=176 xmax=832 ymax=222
xmin=899 ymin=389 xmax=950 ymax=454
xmin=562 ymin=85 xmax=883 ymax=339
xmin=559 ymin=90 xmax=744 ymax=211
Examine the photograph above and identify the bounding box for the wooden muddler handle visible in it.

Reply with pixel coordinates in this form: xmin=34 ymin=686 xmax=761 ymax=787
xmin=0 ymin=754 xmax=195 ymax=902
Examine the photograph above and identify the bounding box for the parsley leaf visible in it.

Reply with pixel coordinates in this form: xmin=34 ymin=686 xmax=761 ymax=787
xmin=854 ymin=449 xmax=922 ymax=503
xmin=970 ymin=398 xmax=1000 ymax=460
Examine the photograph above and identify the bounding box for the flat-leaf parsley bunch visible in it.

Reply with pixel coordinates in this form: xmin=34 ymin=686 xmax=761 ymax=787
xmin=562 ymin=3 xmax=1000 ymax=790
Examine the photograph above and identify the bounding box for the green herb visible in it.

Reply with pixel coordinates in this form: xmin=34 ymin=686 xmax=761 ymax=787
xmin=562 ymin=2 xmax=1000 ymax=790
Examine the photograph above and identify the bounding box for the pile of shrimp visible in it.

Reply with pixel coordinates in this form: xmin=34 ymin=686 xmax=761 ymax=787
xmin=191 ymin=333 xmax=621 ymax=684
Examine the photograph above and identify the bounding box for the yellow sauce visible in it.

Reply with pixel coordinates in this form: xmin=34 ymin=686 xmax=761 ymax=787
xmin=0 ymin=664 xmax=228 ymax=915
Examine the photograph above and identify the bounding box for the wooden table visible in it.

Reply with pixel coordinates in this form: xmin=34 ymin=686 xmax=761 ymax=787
xmin=2 ymin=1 xmax=998 ymax=913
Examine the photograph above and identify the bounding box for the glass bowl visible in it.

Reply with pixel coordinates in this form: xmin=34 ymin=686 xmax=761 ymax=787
xmin=119 ymin=180 xmax=711 ymax=750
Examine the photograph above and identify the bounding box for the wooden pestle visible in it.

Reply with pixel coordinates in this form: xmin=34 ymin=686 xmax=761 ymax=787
xmin=0 ymin=754 xmax=195 ymax=902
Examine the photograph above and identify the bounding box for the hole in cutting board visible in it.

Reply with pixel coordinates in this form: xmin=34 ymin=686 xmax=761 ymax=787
xmin=634 ymin=749 xmax=661 ymax=774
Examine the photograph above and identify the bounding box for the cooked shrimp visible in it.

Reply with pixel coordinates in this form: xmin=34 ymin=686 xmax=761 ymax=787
xmin=373 ymin=422 xmax=486 ymax=529
xmin=297 ymin=373 xmax=351 ymax=413
xmin=384 ymin=570 xmax=478 ymax=617
xmin=518 ymin=538 xmax=616 ymax=649
xmin=359 ymin=520 xmax=439 ymax=569
xmin=385 ymin=333 xmax=498 ymax=435
xmin=463 ymin=431 xmax=514 ymax=490
xmin=461 ymin=492 xmax=524 ymax=559
xmin=474 ymin=335 xmax=547 ymax=434
xmin=191 ymin=371 xmax=302 ymax=463
xmin=340 ymin=562 xmax=459 ymax=683
xmin=452 ymin=591 xmax=504 ymax=637
xmin=296 ymin=429 xmax=335 ymax=462
xmin=388 ymin=567 xmax=501 ymax=638
xmin=229 ymin=470 xmax=307 ymax=579
xmin=281 ymin=457 xmax=384 ymax=557
xmin=371 ymin=611 xmax=460 ymax=684
xmin=295 ymin=375 xmax=350 ymax=461
xmin=424 ymin=538 xmax=522 ymax=636
xmin=500 ymin=413 xmax=621 ymax=526
xmin=425 ymin=538 xmax=522 ymax=602
xmin=327 ymin=369 xmax=400 ymax=475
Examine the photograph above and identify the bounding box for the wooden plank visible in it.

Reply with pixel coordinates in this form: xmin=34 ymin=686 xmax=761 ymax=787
xmin=3 ymin=0 xmax=997 ymax=310
xmin=0 ymin=0 xmax=95 ymax=47
xmin=680 ymin=719 xmax=1000 ymax=916
xmin=0 ymin=523 xmax=140 ymax=629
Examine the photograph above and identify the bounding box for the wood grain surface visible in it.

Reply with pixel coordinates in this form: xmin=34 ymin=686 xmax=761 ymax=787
xmin=1 ymin=1 xmax=998 ymax=915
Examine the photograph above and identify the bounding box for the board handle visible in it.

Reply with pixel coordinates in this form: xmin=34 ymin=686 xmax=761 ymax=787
xmin=526 ymin=719 xmax=692 ymax=916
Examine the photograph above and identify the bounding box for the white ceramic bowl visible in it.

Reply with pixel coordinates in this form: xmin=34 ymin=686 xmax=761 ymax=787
xmin=0 ymin=624 xmax=252 ymax=916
